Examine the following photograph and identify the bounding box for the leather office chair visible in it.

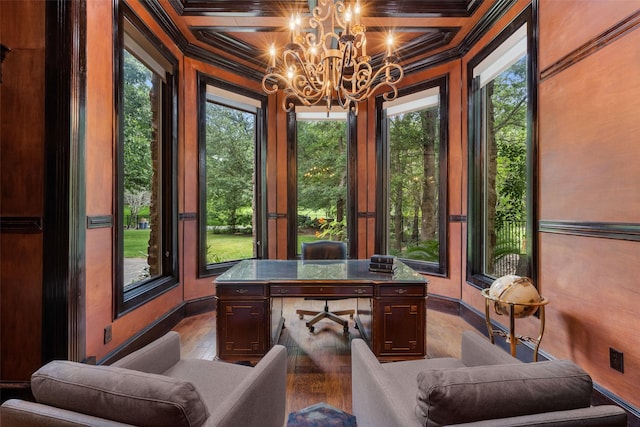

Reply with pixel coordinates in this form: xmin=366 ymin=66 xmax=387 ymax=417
xmin=296 ymin=240 xmax=354 ymax=334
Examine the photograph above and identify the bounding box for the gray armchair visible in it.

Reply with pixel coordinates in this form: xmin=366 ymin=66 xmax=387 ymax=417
xmin=1 ymin=331 xmax=287 ymax=427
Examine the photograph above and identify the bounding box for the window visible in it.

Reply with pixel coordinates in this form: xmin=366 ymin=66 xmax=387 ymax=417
xmin=468 ymin=7 xmax=536 ymax=287
xmin=198 ymin=75 xmax=266 ymax=275
xmin=296 ymin=110 xmax=349 ymax=254
xmin=377 ymin=78 xmax=448 ymax=275
xmin=115 ymin=5 xmax=178 ymax=315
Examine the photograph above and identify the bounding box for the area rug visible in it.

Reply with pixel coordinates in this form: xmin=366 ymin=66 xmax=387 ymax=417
xmin=287 ymin=402 xmax=357 ymax=427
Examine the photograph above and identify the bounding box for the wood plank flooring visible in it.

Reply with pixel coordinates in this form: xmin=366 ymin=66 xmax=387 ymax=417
xmin=172 ymin=298 xmax=474 ymax=416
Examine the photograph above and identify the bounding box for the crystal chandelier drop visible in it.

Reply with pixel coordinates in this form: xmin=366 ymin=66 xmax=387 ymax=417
xmin=262 ymin=0 xmax=404 ymax=114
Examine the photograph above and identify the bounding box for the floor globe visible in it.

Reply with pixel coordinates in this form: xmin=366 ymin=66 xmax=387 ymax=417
xmin=488 ymin=275 xmax=541 ymax=318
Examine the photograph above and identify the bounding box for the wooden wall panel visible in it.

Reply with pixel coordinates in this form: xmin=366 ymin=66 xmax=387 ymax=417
xmin=539 ymin=0 xmax=640 ymax=71
xmin=536 ymin=0 xmax=640 ymax=409
xmin=85 ymin=0 xmax=113 ymax=216
xmin=0 ymin=233 xmax=43 ymax=381
xmin=85 ymin=227 xmax=113 ymax=358
xmin=0 ymin=0 xmax=46 ymax=382
xmin=0 ymin=1 xmax=45 ymax=217
xmin=539 ymin=233 xmax=640 ymax=407
xmin=539 ymin=30 xmax=640 ymax=222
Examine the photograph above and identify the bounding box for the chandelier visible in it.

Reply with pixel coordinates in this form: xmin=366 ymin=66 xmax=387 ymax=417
xmin=262 ymin=0 xmax=404 ymax=114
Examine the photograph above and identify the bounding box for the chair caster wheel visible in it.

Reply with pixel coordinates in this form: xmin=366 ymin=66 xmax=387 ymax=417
xmin=298 ymin=314 xmax=304 ymax=320
xmin=309 ymin=326 xmax=315 ymax=333
xmin=354 ymin=323 xmax=359 ymax=330
xmin=343 ymin=326 xmax=349 ymax=334
xmin=349 ymin=314 xmax=354 ymax=319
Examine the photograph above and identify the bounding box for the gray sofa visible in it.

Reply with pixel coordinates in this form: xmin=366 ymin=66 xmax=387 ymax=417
xmin=1 ymin=331 xmax=287 ymax=427
xmin=352 ymin=331 xmax=627 ymax=427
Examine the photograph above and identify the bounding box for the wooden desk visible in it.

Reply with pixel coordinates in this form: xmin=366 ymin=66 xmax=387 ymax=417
xmin=214 ymin=259 xmax=428 ymax=362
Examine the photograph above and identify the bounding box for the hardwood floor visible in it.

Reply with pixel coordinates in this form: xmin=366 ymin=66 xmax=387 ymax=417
xmin=172 ymin=298 xmax=475 ymax=416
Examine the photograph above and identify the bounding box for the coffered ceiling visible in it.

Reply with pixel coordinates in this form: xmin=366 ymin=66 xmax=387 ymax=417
xmin=142 ymin=0 xmax=514 ymax=81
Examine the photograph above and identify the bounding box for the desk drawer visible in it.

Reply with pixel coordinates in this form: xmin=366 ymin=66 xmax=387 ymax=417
xmin=378 ymin=284 xmax=426 ymax=297
xmin=270 ymin=285 xmax=373 ymax=297
xmin=216 ymin=284 xmax=266 ymax=297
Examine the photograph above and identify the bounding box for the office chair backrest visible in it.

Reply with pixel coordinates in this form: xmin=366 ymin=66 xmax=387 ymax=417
xmin=301 ymin=240 xmax=347 ymax=260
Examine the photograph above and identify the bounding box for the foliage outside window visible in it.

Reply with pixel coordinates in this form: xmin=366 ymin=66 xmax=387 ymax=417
xmin=378 ymin=79 xmax=448 ymax=275
xmin=204 ymin=102 xmax=256 ymax=263
xmin=468 ymin=11 xmax=535 ymax=286
xmin=198 ymin=77 xmax=265 ymax=275
xmin=296 ymin=114 xmax=348 ymax=254
xmin=116 ymin=7 xmax=177 ymax=315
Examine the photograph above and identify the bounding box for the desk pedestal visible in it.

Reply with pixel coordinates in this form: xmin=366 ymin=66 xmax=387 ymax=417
xmin=216 ymin=285 xmax=427 ymax=362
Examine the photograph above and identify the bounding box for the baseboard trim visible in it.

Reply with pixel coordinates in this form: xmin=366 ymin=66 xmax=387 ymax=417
xmin=0 ymin=381 xmax=33 ymax=403
xmin=98 ymin=296 xmax=216 ymax=365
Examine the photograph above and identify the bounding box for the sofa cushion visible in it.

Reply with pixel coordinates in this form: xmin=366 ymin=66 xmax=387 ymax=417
xmin=31 ymin=360 xmax=209 ymax=427
xmin=415 ymin=360 xmax=592 ymax=427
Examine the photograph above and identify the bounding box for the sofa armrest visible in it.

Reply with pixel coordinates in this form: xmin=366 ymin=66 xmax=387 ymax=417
xmin=205 ymin=344 xmax=287 ymax=427
xmin=449 ymin=405 xmax=627 ymax=427
xmin=1 ymin=399 xmax=132 ymax=427
xmin=111 ymin=331 xmax=181 ymax=374
xmin=460 ymin=330 xmax=520 ymax=367
xmin=351 ymin=339 xmax=420 ymax=427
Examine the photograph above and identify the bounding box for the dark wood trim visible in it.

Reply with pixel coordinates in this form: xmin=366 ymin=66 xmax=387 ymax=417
xmin=540 ymin=9 xmax=640 ymax=82
xmin=406 ymin=0 xmax=516 ymax=75
xmin=142 ymin=0 xmax=264 ymax=82
xmin=184 ymin=296 xmax=217 ymax=317
xmin=286 ymin=111 xmax=297 ymax=259
xmin=171 ymin=0 xmax=480 ymax=18
xmin=191 ymin=29 xmax=271 ymax=69
xmin=0 ymin=381 xmax=34 ymax=404
xmin=426 ymin=293 xmax=460 ymax=316
xmin=196 ymin=72 xmax=267 ymax=276
xmin=374 ymin=75 xmax=449 ymax=276
xmin=374 ymin=96 xmax=386 ymax=255
xmin=86 ymin=215 xmax=113 ymax=229
xmin=539 ymin=221 xmax=640 ymax=242
xmin=449 ymin=215 xmax=467 ymax=223
xmin=169 ymin=0 xmax=308 ymax=16
xmin=267 ymin=212 xmax=287 ymax=219
xmin=98 ymin=296 xmax=216 ymax=365
xmin=42 ymin=0 xmax=87 ymax=364
xmin=357 ymin=212 xmax=376 ymax=218
xmin=397 ymin=28 xmax=460 ymax=62
xmin=178 ymin=212 xmax=197 ymax=220
xmin=0 ymin=217 xmax=43 ymax=233
xmin=150 ymin=0 xmax=496 ymax=82
xmin=115 ymin=2 xmax=180 ymax=317
xmin=347 ymin=110 xmax=358 ymax=260
xmin=465 ymin=5 xmax=537 ymax=289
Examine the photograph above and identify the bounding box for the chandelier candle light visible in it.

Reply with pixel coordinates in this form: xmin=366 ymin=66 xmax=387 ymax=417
xmin=262 ymin=0 xmax=404 ymax=114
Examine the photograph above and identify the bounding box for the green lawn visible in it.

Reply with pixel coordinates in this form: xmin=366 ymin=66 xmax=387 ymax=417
xmin=124 ymin=229 xmax=324 ymax=260
xmin=123 ymin=229 xmax=151 ymax=258
xmin=206 ymin=233 xmax=254 ymax=263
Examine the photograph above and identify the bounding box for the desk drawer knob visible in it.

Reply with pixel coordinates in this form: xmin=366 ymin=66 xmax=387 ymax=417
xmin=277 ymin=289 xmax=289 ymax=294
xmin=354 ymin=288 xmax=367 ymax=294
xmin=395 ymin=288 xmax=408 ymax=294
xmin=236 ymin=289 xmax=249 ymax=294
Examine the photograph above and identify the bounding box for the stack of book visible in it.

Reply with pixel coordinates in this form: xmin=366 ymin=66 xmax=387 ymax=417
xmin=369 ymin=254 xmax=397 ymax=273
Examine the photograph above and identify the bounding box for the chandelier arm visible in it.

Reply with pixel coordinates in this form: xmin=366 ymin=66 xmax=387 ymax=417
xmin=336 ymin=42 xmax=353 ymax=109
xmin=264 ymin=0 xmax=404 ymax=114
xmin=283 ymin=50 xmax=324 ymax=94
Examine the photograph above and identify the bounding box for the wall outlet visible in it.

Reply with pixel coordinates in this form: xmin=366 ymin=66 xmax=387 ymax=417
xmin=609 ymin=347 xmax=624 ymax=373
xmin=104 ymin=325 xmax=112 ymax=344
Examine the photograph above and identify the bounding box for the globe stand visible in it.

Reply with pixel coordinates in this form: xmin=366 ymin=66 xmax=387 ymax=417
xmin=481 ymin=288 xmax=549 ymax=361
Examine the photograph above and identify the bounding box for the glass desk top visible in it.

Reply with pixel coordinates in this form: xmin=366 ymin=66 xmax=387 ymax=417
xmin=215 ymin=259 xmax=427 ymax=284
